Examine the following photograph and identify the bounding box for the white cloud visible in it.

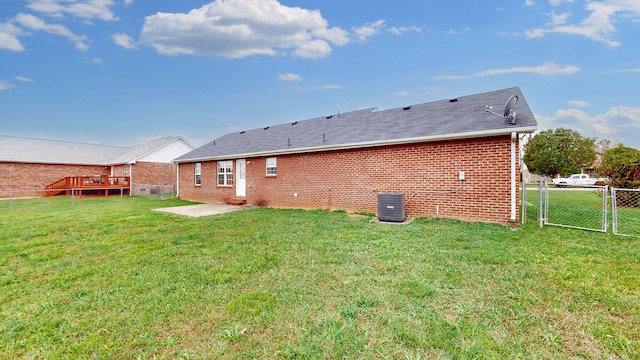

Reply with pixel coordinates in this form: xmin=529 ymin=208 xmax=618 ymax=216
xmin=306 ymin=84 xmax=341 ymax=91
xmin=549 ymin=10 xmax=571 ymax=25
xmin=278 ymin=73 xmax=302 ymax=81
xmin=353 ymin=20 xmax=385 ymax=42
xmin=526 ymin=0 xmax=640 ymax=47
xmin=432 ymin=75 xmax=470 ymax=80
xmin=14 ymin=76 xmax=34 ymax=82
xmin=316 ymin=85 xmax=341 ymax=90
xmin=446 ymin=27 xmax=471 ymax=35
xmin=536 ymin=106 xmax=640 ymax=147
xmin=26 ymin=0 xmax=119 ymax=22
xmin=0 ymin=81 xmax=15 ymax=91
xmin=139 ymin=0 xmax=349 ymax=59
xmin=525 ymin=0 xmax=535 ymax=6
xmin=388 ymin=25 xmax=423 ymax=36
xmin=567 ymin=100 xmax=590 ymax=107
xmin=14 ymin=13 xmax=90 ymax=51
xmin=475 ymin=61 xmax=580 ymax=76
xmin=619 ymin=68 xmax=640 ymax=72
xmin=549 ymin=0 xmax=574 ymax=6
xmin=112 ymin=33 xmax=136 ymax=49
xmin=0 ymin=22 xmax=26 ymax=51
xmin=293 ymin=39 xmax=332 ymax=58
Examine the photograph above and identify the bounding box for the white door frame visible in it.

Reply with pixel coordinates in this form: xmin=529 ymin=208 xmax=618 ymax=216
xmin=236 ymin=159 xmax=246 ymax=197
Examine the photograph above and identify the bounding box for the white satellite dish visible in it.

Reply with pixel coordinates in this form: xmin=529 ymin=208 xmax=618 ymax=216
xmin=485 ymin=95 xmax=518 ymax=125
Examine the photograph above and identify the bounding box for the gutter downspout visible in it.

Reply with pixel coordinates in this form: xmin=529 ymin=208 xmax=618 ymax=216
xmin=511 ymin=132 xmax=517 ymax=222
xmin=129 ymin=162 xmax=133 ymax=196
xmin=176 ymin=163 xmax=180 ymax=197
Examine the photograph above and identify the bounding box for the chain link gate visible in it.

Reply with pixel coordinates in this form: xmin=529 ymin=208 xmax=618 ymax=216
xmin=524 ymin=181 xmax=640 ymax=237
xmin=536 ymin=181 xmax=609 ymax=232
xmin=611 ymin=188 xmax=640 ymax=237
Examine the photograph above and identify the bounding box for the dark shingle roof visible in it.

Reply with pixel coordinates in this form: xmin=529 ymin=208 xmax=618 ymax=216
xmin=175 ymin=87 xmax=538 ymax=162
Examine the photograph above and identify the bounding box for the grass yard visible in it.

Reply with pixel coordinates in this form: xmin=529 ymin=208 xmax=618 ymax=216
xmin=1 ymin=197 xmax=639 ymax=359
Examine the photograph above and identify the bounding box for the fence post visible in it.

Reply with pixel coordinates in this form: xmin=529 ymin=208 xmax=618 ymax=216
xmin=71 ymin=189 xmax=75 ymax=206
xmin=611 ymin=188 xmax=617 ymax=235
xmin=521 ymin=179 xmax=527 ymax=225
xmin=538 ymin=181 xmax=544 ymax=228
xmin=603 ymin=186 xmax=609 ymax=233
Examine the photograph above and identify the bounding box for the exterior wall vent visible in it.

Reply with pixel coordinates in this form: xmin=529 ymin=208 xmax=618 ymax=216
xmin=377 ymin=192 xmax=406 ymax=222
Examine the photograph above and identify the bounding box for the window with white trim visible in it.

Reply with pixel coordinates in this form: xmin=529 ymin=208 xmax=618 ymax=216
xmin=194 ymin=162 xmax=201 ymax=186
xmin=217 ymin=160 xmax=234 ymax=186
xmin=266 ymin=157 xmax=277 ymax=176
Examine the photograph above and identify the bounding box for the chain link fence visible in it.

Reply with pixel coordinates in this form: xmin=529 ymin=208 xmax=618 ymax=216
xmin=612 ymin=188 xmax=640 ymax=237
xmin=523 ymin=180 xmax=640 ymax=237
xmin=131 ymin=184 xmax=177 ymax=199
xmin=0 ymin=189 xmax=128 ymax=212
xmin=1 ymin=184 xmax=176 ymax=212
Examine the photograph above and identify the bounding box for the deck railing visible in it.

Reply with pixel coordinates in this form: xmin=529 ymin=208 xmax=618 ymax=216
xmin=45 ymin=176 xmax=130 ymax=196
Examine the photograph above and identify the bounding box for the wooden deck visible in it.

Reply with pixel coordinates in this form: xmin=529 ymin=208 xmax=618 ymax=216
xmin=45 ymin=176 xmax=130 ymax=197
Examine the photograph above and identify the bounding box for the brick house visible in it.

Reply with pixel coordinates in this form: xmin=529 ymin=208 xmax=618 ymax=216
xmin=0 ymin=135 xmax=194 ymax=197
xmin=174 ymin=87 xmax=537 ymax=225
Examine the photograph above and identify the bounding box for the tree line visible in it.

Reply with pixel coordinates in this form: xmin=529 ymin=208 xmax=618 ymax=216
xmin=523 ymin=128 xmax=640 ymax=188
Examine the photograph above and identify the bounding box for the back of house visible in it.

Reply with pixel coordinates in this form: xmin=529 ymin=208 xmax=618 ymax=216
xmin=174 ymin=87 xmax=538 ymax=225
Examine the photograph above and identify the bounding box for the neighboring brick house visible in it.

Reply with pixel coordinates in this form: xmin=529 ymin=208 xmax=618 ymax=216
xmin=174 ymin=87 xmax=537 ymax=225
xmin=0 ymin=135 xmax=194 ymax=197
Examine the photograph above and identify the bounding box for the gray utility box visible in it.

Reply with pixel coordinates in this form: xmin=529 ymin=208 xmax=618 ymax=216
xmin=377 ymin=192 xmax=406 ymax=222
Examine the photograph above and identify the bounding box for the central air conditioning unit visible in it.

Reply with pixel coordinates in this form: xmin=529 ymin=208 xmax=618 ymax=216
xmin=377 ymin=192 xmax=406 ymax=222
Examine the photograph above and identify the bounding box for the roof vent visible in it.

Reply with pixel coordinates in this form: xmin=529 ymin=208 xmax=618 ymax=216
xmin=326 ymin=115 xmax=333 ymax=119
xmin=449 ymin=98 xmax=458 ymax=103
xmin=264 ymin=126 xmax=270 ymax=130
xmin=403 ymin=106 xmax=411 ymax=111
xmin=291 ymin=121 xmax=298 ymax=125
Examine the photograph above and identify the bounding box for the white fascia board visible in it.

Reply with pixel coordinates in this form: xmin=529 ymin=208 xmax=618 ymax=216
xmin=174 ymin=126 xmax=538 ymax=163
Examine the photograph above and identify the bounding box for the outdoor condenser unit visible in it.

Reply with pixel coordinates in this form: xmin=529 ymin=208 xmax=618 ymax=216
xmin=377 ymin=192 xmax=406 ymax=222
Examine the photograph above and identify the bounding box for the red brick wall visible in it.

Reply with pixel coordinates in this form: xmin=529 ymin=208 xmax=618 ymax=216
xmin=178 ymin=161 xmax=236 ymax=203
xmin=178 ymin=136 xmax=521 ymax=225
xmin=131 ymin=162 xmax=176 ymax=186
xmin=0 ymin=162 xmax=109 ymax=197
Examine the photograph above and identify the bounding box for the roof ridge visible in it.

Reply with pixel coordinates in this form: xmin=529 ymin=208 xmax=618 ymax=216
xmin=0 ymin=134 xmax=131 ymax=149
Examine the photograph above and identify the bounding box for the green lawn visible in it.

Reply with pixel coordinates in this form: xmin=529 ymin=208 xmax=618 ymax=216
xmin=1 ymin=197 xmax=639 ymax=359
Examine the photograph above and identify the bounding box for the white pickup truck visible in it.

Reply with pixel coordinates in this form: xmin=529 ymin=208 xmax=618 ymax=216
xmin=551 ymin=174 xmax=608 ymax=188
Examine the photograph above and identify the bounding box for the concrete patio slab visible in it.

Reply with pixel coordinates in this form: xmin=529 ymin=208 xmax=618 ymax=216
xmin=153 ymin=203 xmax=251 ymax=218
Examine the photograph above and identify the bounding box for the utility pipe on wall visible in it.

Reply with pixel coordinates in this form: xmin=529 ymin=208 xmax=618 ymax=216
xmin=511 ymin=132 xmax=517 ymax=222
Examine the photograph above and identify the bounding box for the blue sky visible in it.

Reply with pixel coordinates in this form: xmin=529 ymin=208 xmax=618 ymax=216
xmin=1 ymin=0 xmax=639 ymax=149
